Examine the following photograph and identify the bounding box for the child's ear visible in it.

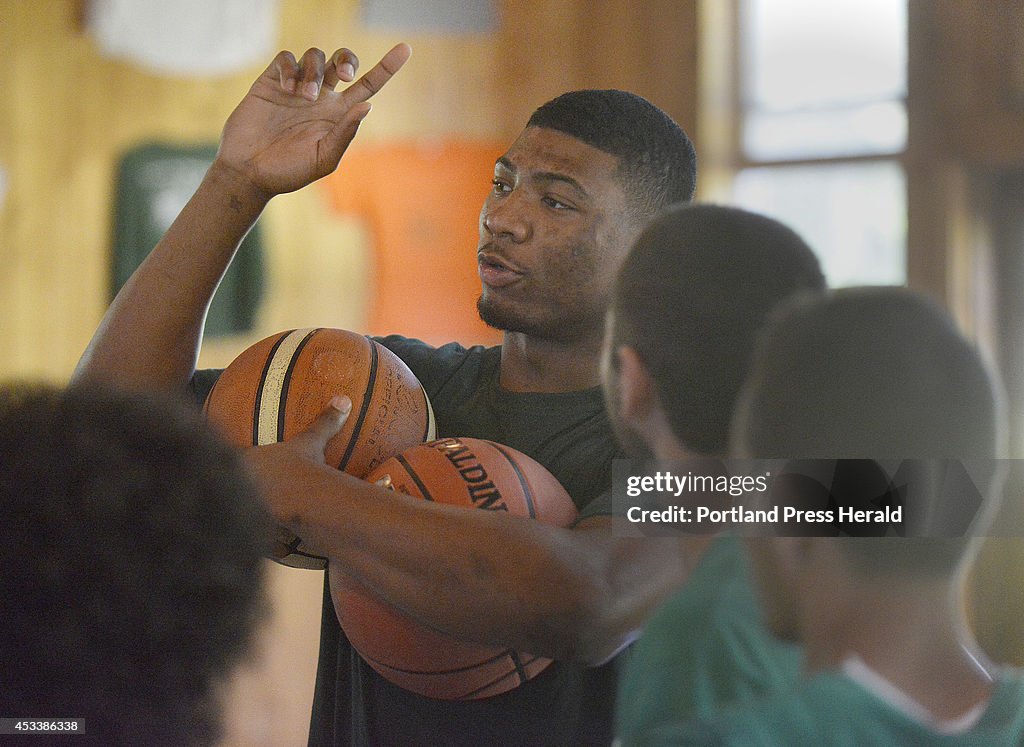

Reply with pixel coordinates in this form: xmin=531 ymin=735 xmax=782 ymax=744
xmin=615 ymin=345 xmax=657 ymax=427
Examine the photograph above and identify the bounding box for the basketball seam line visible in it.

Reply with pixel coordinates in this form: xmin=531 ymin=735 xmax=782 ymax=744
xmin=394 ymin=453 xmax=435 ymax=502
xmin=339 ymin=337 xmax=379 ymax=471
xmin=492 ymin=442 xmax=537 ymax=519
xmin=253 ymin=330 xmax=293 ymax=446
xmin=457 ymin=653 xmax=542 ymax=699
xmin=278 ymin=329 xmax=320 ymax=441
xmin=357 ymin=646 xmax=528 ymax=677
xmin=508 ymin=649 xmax=530 ymax=683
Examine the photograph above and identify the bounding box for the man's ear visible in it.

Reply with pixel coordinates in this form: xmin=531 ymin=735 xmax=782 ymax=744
xmin=615 ymin=345 xmax=658 ymax=427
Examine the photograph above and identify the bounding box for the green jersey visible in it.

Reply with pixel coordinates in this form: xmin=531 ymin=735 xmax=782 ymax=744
xmin=636 ymin=669 xmax=1024 ymax=746
xmin=617 ymin=536 xmax=801 ymax=744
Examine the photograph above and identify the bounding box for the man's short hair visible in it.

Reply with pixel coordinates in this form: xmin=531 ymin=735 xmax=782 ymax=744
xmin=734 ymin=287 xmax=1004 ymax=575
xmin=0 ymin=384 xmax=270 ymax=745
xmin=528 ymin=89 xmax=697 ymax=218
xmin=612 ymin=203 xmax=826 ymax=455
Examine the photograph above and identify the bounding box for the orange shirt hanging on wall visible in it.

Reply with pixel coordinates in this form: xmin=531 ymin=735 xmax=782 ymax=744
xmin=321 ymin=140 xmax=505 ymax=347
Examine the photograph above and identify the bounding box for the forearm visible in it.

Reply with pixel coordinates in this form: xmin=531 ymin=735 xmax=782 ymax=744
xmin=74 ymin=41 xmax=411 ymax=391
xmin=271 ymin=462 xmax=702 ymax=663
xmin=324 ymin=492 xmax=604 ymax=660
xmin=73 ymin=162 xmax=268 ymax=391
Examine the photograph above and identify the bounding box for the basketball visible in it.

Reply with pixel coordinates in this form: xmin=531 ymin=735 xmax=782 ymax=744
xmin=330 ymin=436 xmax=578 ymax=700
xmin=204 ymin=328 xmax=436 ymax=569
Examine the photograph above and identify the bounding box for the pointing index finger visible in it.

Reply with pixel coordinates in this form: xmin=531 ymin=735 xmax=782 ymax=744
xmin=341 ymin=43 xmax=411 ymax=105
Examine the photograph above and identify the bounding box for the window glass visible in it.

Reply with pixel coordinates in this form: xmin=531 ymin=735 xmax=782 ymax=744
xmin=742 ymin=0 xmax=907 ymax=159
xmin=732 ymin=161 xmax=907 ymax=287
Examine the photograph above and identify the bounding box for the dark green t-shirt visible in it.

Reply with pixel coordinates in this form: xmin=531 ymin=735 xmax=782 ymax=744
xmin=193 ymin=335 xmax=624 ymax=746
xmin=635 ymin=669 xmax=1024 ymax=746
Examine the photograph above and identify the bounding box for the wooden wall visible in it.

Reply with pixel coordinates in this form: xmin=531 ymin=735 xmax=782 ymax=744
xmin=905 ymin=0 xmax=1024 ymax=669
xmin=907 ymin=0 xmax=1024 ymax=331
xmin=0 ymin=0 xmax=698 ymax=384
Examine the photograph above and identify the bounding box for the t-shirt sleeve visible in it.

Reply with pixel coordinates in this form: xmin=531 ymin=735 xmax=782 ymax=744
xmin=188 ymin=368 xmax=223 ymax=408
xmin=373 ymin=334 xmax=480 ymax=401
xmin=573 ymin=488 xmax=616 ymax=526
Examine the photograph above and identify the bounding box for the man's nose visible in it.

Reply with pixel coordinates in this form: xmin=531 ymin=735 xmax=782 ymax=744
xmin=482 ymin=193 xmax=532 ymax=243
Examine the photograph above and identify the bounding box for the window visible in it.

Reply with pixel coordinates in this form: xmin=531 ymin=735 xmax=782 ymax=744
xmin=728 ymin=0 xmax=908 ymax=287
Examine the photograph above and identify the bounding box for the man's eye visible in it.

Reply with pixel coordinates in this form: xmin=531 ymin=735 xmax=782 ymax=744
xmin=543 ymin=196 xmax=572 ymax=210
xmin=491 ymin=179 xmax=511 ymax=194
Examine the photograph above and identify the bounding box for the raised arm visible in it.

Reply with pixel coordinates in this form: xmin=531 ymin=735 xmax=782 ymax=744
xmin=72 ymin=44 xmax=411 ymax=392
xmin=250 ymin=402 xmax=714 ymax=665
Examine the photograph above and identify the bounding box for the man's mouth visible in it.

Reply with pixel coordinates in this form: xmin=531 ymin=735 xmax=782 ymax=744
xmin=478 ymin=251 xmax=524 ymax=288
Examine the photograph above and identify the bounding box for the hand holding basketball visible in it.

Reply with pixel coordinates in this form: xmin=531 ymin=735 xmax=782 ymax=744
xmin=206 ymin=328 xmax=437 ymax=568
xmin=254 ymin=395 xmax=352 ymax=463
xmin=244 ymin=396 xmax=351 ymax=559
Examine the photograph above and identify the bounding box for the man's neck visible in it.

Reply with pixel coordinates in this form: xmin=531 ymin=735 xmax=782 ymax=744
xmin=498 ymin=329 xmax=602 ymax=393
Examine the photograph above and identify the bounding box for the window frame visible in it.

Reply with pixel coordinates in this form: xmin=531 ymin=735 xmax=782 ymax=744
xmin=704 ymin=0 xmax=910 ymax=289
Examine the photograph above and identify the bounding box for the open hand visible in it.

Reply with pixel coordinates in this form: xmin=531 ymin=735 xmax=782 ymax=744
xmin=218 ymin=44 xmax=411 ymax=197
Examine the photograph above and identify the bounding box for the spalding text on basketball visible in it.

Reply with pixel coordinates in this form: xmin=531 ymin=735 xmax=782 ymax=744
xmin=434 ymin=438 xmax=508 ymax=512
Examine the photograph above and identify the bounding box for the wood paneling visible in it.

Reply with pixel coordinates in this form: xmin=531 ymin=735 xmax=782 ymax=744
xmin=1 ymin=0 xmax=698 ymax=381
xmin=907 ymin=0 xmax=1024 ymax=306
xmin=498 ymin=0 xmax=697 ymax=141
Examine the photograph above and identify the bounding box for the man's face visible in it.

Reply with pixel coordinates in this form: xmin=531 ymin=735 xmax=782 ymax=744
xmin=477 ymin=127 xmax=639 ymax=341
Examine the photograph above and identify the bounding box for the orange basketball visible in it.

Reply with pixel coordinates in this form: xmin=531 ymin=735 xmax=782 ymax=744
xmin=331 ymin=436 xmax=578 ymax=700
xmin=204 ymin=328 xmax=436 ymax=568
